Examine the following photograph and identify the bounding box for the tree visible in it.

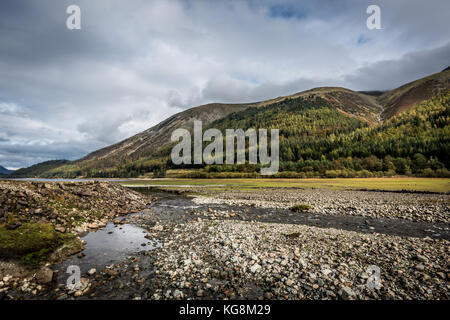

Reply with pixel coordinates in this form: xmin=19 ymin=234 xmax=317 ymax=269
xmin=412 ymin=153 xmax=427 ymax=173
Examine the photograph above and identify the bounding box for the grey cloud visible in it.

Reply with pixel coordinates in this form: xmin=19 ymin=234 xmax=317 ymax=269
xmin=0 ymin=0 xmax=449 ymax=168
xmin=77 ymin=116 xmax=133 ymax=145
xmin=198 ymin=42 xmax=450 ymax=103
xmin=344 ymin=43 xmax=450 ymax=91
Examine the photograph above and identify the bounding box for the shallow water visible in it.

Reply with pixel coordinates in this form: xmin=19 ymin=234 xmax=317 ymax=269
xmin=51 ymin=188 xmax=448 ymax=291
xmin=138 ymin=189 xmax=450 ymax=241
xmin=55 ymin=220 xmax=160 ymax=282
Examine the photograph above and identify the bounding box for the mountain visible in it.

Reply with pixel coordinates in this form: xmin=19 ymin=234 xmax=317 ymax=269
xmin=7 ymin=160 xmax=69 ymax=178
xmin=82 ymin=87 xmax=382 ymax=164
xmin=82 ymin=102 xmax=257 ymax=163
xmin=379 ymin=69 xmax=450 ymax=120
xmin=8 ymin=69 xmax=450 ymax=178
xmin=0 ymin=165 xmax=13 ymax=175
xmin=206 ymin=91 xmax=449 ymax=172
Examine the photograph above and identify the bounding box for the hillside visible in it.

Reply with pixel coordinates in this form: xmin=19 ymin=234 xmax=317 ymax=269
xmin=81 ymin=102 xmax=257 ymax=163
xmin=8 ymin=70 xmax=450 ymax=178
xmin=0 ymin=166 xmax=13 ymax=175
xmin=82 ymin=87 xmax=382 ymax=164
xmin=6 ymin=160 xmax=70 ymax=178
xmin=379 ymin=69 xmax=450 ymax=120
xmin=193 ymin=92 xmax=449 ymax=177
xmin=20 ymin=87 xmax=382 ymax=178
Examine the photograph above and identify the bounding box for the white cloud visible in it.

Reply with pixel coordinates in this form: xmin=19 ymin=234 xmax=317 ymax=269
xmin=0 ymin=0 xmax=449 ymax=168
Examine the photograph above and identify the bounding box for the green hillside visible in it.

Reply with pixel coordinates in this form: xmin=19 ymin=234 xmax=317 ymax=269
xmin=9 ymin=70 xmax=449 ymax=179
xmin=34 ymin=92 xmax=449 ymax=179
xmin=194 ymin=93 xmax=449 ymax=178
xmin=6 ymin=160 xmax=70 ymax=178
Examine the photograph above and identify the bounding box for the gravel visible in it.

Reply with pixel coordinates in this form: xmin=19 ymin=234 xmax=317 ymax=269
xmin=1 ymin=186 xmax=448 ymax=300
xmin=192 ymin=188 xmax=450 ymax=223
xmin=147 ymin=218 xmax=449 ymax=300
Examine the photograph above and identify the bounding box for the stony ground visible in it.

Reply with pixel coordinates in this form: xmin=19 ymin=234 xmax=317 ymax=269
xmin=147 ymin=220 xmax=449 ymax=300
xmin=0 ymin=184 xmax=449 ymax=300
xmin=0 ymin=180 xmax=150 ymax=233
xmin=193 ymin=188 xmax=450 ymax=223
xmin=0 ymin=180 xmax=150 ymax=299
xmin=130 ymin=189 xmax=449 ymax=300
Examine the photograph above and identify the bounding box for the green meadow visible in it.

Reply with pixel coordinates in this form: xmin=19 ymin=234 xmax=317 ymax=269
xmin=120 ymin=177 xmax=450 ymax=193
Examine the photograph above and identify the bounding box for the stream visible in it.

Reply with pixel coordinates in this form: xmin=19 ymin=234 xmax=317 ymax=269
xmin=46 ymin=188 xmax=448 ymax=299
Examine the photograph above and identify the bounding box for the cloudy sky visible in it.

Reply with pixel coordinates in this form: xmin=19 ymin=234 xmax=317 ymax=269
xmin=0 ymin=0 xmax=449 ymax=169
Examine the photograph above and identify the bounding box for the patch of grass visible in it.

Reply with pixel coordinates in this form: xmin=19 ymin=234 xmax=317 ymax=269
xmin=290 ymin=204 xmax=313 ymax=212
xmin=120 ymin=177 xmax=450 ymax=193
xmin=20 ymin=248 xmax=55 ymax=269
xmin=0 ymin=223 xmax=75 ymax=269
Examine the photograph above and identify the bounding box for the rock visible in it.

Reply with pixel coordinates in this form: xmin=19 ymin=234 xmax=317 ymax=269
xmin=74 ymin=290 xmax=83 ymax=297
xmin=36 ymin=267 xmax=54 ymax=284
xmin=196 ymin=289 xmax=204 ymax=297
xmin=87 ymin=223 xmax=98 ymax=229
xmin=173 ymin=289 xmax=183 ymax=299
xmin=416 ymin=255 xmax=428 ymax=263
xmin=322 ymin=269 xmax=333 ymax=277
xmin=326 ymin=290 xmax=337 ymax=297
xmin=105 ymin=269 xmax=119 ymax=277
xmin=415 ymin=264 xmax=425 ymax=271
xmin=55 ymin=226 xmax=66 ymax=233
xmin=339 ymin=286 xmax=355 ymax=299
xmin=87 ymin=268 xmax=96 ymax=276
xmin=250 ymin=263 xmax=261 ymax=273
xmin=264 ymin=292 xmax=273 ymax=299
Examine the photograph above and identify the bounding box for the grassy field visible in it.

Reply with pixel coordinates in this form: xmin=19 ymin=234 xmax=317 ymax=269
xmin=120 ymin=177 xmax=450 ymax=193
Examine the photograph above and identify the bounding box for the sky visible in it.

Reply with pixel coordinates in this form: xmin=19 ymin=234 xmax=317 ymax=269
xmin=0 ymin=0 xmax=449 ymax=169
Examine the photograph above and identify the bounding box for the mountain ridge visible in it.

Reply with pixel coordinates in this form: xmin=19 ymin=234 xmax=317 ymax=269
xmin=379 ymin=69 xmax=450 ymax=120
xmin=82 ymin=86 xmax=383 ymax=164
xmin=0 ymin=165 xmax=13 ymax=175
xmin=8 ymin=69 xmax=450 ymax=178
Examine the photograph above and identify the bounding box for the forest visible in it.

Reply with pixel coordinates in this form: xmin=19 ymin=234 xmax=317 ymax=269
xmin=11 ymin=93 xmax=449 ymax=179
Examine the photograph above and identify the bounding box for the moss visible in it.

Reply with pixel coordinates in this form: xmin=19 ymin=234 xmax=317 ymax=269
xmin=290 ymin=204 xmax=313 ymax=212
xmin=0 ymin=223 xmax=75 ymax=268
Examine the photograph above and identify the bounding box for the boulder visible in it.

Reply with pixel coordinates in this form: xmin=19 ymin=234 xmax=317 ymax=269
xmin=36 ymin=267 xmax=54 ymax=284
